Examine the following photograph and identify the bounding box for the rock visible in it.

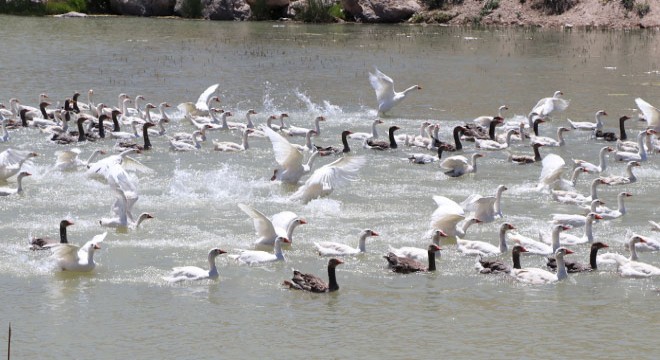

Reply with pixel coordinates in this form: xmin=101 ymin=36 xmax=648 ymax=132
xmin=245 ymin=0 xmax=290 ymax=8
xmin=110 ymin=0 xmax=176 ymax=16
xmin=174 ymin=0 xmax=252 ymax=20
xmin=341 ymin=0 xmax=421 ymax=23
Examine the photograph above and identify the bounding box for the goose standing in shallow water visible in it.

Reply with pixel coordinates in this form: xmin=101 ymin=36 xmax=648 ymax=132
xmin=164 ymin=248 xmax=227 ymax=283
xmin=315 ymin=229 xmax=379 ymax=256
xmin=384 ymin=244 xmax=441 ymax=273
xmin=283 ymin=258 xmax=344 ymax=293
xmin=369 ymin=67 xmax=421 ymax=115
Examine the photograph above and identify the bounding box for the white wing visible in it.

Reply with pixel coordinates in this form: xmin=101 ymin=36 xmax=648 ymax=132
xmin=461 ymin=195 xmax=496 ymax=223
xmin=290 ymin=156 xmax=367 ymax=203
xmin=271 ymin=211 xmax=298 ymax=232
xmin=237 ymin=203 xmax=277 ymax=240
xmin=195 ymin=84 xmax=219 ymax=112
xmin=262 ymin=125 xmax=304 ymax=170
xmin=539 ymin=153 xmax=566 ymax=185
xmin=0 ymin=148 xmax=36 ymax=180
xmin=430 ymin=196 xmax=465 ymax=234
xmin=54 ymin=148 xmax=81 ymax=166
xmin=369 ymin=67 xmax=395 ymax=104
xmin=635 ymin=97 xmax=660 ymax=130
xmin=439 ymin=155 xmax=469 ymax=171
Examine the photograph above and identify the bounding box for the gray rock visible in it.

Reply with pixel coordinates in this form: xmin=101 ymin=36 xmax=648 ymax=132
xmin=341 ymin=0 xmax=421 ymax=23
xmin=174 ymin=0 xmax=251 ymax=20
xmin=110 ymin=0 xmax=176 ymax=16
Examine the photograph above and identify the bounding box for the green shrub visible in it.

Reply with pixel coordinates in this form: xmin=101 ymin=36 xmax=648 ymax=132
xmin=635 ymin=1 xmax=650 ymax=17
xmin=0 ymin=0 xmax=46 ymax=15
xmin=179 ymin=0 xmax=202 ymax=18
xmin=296 ymin=0 xmax=336 ymax=23
xmin=532 ymin=0 xmax=577 ymax=15
xmin=250 ymin=0 xmax=276 ymax=20
xmin=480 ymin=0 xmax=499 ymax=17
xmin=409 ymin=10 xmax=456 ymax=23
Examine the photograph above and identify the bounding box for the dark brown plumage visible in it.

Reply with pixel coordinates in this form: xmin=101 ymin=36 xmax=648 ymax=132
xmin=116 ymin=122 xmax=155 ymax=151
xmin=462 ymin=117 xmax=503 ymax=141
xmin=547 ymin=242 xmax=609 ymax=273
xmin=315 ymin=130 xmax=353 ymax=155
xmin=29 ymin=220 xmax=74 ymax=250
xmin=479 ymin=245 xmax=528 ymax=274
xmin=283 ymin=258 xmax=344 ymax=293
xmin=384 ymin=244 xmax=440 ymax=273
xmin=366 ymin=126 xmax=399 ymax=150
xmin=509 ymin=143 xmax=544 ymax=164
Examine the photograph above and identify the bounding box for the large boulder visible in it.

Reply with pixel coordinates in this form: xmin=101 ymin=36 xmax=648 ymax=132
xmin=245 ymin=0 xmax=290 ymax=8
xmin=174 ymin=0 xmax=251 ymax=19
xmin=110 ymin=0 xmax=176 ymax=16
xmin=341 ymin=0 xmax=421 ymax=23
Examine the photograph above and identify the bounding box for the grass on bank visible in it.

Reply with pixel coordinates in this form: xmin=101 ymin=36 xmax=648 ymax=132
xmin=0 ymin=0 xmax=111 ymax=16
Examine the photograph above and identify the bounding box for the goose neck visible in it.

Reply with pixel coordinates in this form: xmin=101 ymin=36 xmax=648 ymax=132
xmin=59 ymin=223 xmax=69 ymax=244
xmin=388 ymin=128 xmax=398 ymax=149
xmin=619 ymin=117 xmax=628 ymax=140
xmin=427 ymin=250 xmax=437 ymax=272
xmin=328 ymin=265 xmax=339 ymax=292
xmin=555 ymin=254 xmax=569 ymax=280
xmin=208 ymin=252 xmax=219 ymax=277
xmin=453 ymin=126 xmax=463 ymax=150
xmin=341 ymin=132 xmax=351 ymax=153
xmin=589 ymin=246 xmax=600 ymax=269
xmin=512 ymin=250 xmax=522 ymax=269
xmin=499 ymin=228 xmax=508 ymax=253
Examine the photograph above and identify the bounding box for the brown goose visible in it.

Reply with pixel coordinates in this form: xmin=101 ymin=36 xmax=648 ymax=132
xmin=508 ymin=143 xmax=545 ymax=164
xmin=315 ymin=130 xmax=353 ymax=155
xmin=115 ymin=122 xmax=155 ymax=151
xmin=594 ymin=115 xmax=630 ymax=141
xmin=478 ymin=245 xmax=528 ymax=274
xmin=384 ymin=244 xmax=441 ymax=273
xmin=462 ymin=116 xmax=503 ymax=141
xmin=435 ymin=125 xmax=466 ymax=152
xmin=365 ymin=126 xmax=399 ymax=150
xmin=283 ymin=258 xmax=344 ymax=293
xmin=29 ymin=220 xmax=74 ymax=250
xmin=546 ymin=242 xmax=609 ymax=273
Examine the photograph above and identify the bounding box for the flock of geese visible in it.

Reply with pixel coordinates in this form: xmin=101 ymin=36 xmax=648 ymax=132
xmin=1 ymin=68 xmax=660 ymax=292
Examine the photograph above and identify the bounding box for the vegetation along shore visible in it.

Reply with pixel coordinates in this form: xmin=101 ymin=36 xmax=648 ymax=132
xmin=0 ymin=0 xmax=658 ymax=28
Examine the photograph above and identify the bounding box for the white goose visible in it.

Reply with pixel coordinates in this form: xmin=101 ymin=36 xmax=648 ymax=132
xmin=213 ymin=129 xmax=253 ymax=152
xmin=541 ymin=213 xmax=602 ymax=246
xmin=510 ymin=247 xmax=574 ymax=284
xmin=99 ymin=188 xmax=153 ymax=230
xmin=607 ymin=236 xmax=660 ymax=277
xmin=164 ymin=248 xmax=227 ymax=283
xmin=457 ymin=223 xmax=516 ymax=257
xmin=387 ymin=229 xmax=447 ymax=262
xmin=615 ymin=129 xmax=655 ymax=162
xmin=429 ymin=195 xmax=481 ymax=237
xmin=0 ymin=171 xmax=30 ymax=196
xmin=1 ymin=117 xmax=9 ymax=142
xmin=635 ymin=97 xmax=660 ymax=132
xmin=624 ymin=234 xmax=660 ymax=253
xmin=600 ymin=161 xmax=640 ymax=185
xmin=289 ymin=156 xmax=367 ymax=204
xmin=567 ymin=110 xmax=607 ymax=132
xmin=48 ymin=232 xmax=107 ymax=272
xmin=169 ymin=131 xmax=203 ymax=151
xmin=177 ymin=83 xmax=219 ymax=116
xmin=595 ymin=192 xmax=632 ymax=220
xmin=531 ymin=90 xmax=570 ymax=118
xmin=0 ymin=148 xmax=38 ymax=182
xmin=283 ymin=116 xmax=325 ymax=137
xmin=475 ymin=129 xmax=516 ymax=151
xmin=348 ymin=119 xmax=383 ymax=141
xmin=440 ymin=153 xmax=484 ymax=178
xmin=551 ymin=178 xmax=606 ymax=206
xmin=262 ymin=126 xmax=321 ymax=184
xmin=238 ymin=203 xmax=306 ymax=246
xmin=460 ymin=184 xmax=507 ymax=223
xmin=572 ymin=146 xmax=613 ymax=174
xmin=52 ymin=148 xmax=106 ymax=172
xmin=508 ymin=224 xmax=568 ymax=256
xmin=369 ymin=67 xmax=421 ymax=115
xmin=229 ymin=236 xmax=290 ymax=265
xmin=473 ymin=105 xmax=508 ymax=127
xmin=315 ymin=229 xmax=379 ymax=256
xmin=598 ymin=235 xmax=646 ymax=266
xmin=531 ymin=127 xmax=570 ymax=147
